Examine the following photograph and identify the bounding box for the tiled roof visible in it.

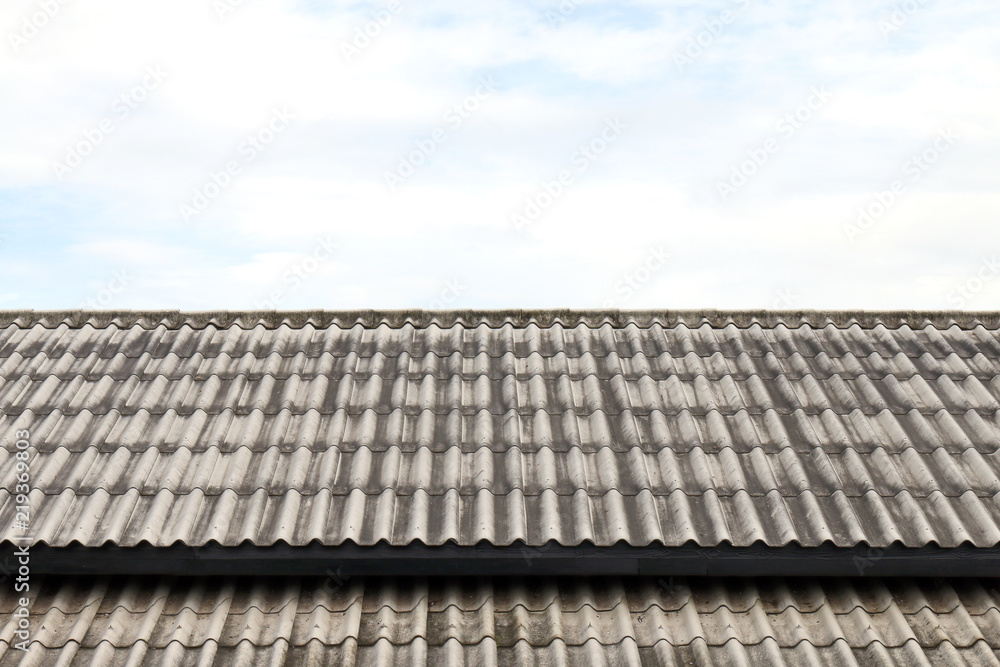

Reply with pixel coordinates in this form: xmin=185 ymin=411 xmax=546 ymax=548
xmin=2 ymin=308 xmax=1000 ymax=329
xmin=6 ymin=576 xmax=1000 ymax=667
xmin=3 ymin=312 xmax=1000 ymax=547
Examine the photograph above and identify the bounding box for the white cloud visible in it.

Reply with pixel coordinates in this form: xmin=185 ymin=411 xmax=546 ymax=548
xmin=1 ymin=0 xmax=998 ymax=308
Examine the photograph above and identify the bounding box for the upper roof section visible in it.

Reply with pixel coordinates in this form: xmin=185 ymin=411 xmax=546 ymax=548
xmin=3 ymin=310 xmax=1000 ymax=548
xmin=3 ymin=308 xmax=1000 ymax=329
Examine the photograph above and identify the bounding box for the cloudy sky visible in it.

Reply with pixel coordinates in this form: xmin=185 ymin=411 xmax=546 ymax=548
xmin=1 ymin=0 xmax=997 ymax=311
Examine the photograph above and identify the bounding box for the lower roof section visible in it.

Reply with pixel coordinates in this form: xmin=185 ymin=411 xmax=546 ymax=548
xmin=5 ymin=575 xmax=1000 ymax=667
xmin=11 ymin=543 xmax=1000 ymax=578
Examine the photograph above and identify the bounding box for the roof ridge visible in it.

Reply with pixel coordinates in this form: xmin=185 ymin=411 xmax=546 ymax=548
xmin=3 ymin=309 xmax=1000 ymax=329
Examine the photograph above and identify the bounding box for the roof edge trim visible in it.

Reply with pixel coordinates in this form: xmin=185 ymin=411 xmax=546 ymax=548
xmin=11 ymin=543 xmax=1000 ymax=577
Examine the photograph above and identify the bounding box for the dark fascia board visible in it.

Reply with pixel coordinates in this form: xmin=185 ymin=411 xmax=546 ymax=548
xmin=7 ymin=543 xmax=1000 ymax=577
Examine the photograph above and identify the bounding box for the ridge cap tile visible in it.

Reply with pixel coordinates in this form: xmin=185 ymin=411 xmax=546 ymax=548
xmin=3 ymin=309 xmax=1000 ymax=330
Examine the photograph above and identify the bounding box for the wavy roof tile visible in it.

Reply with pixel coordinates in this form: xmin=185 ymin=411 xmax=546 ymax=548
xmin=6 ymin=575 xmax=1000 ymax=667
xmin=3 ymin=310 xmax=1000 ymax=548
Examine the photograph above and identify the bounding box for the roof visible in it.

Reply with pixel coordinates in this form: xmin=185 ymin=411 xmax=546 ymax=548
xmin=8 ymin=575 xmax=1000 ymax=667
xmin=3 ymin=310 xmax=1000 ymax=548
xmin=5 ymin=309 xmax=1000 ymax=666
xmin=3 ymin=308 xmax=1000 ymax=328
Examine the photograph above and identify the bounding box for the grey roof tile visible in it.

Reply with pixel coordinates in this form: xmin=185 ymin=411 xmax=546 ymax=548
xmin=5 ymin=576 xmax=1000 ymax=666
xmin=4 ymin=312 xmax=1000 ymax=548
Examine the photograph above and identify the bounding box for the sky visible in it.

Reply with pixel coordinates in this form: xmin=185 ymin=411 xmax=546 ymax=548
xmin=0 ymin=0 xmax=997 ymax=311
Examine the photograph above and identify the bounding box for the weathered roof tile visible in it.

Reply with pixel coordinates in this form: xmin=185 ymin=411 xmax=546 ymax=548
xmin=4 ymin=311 xmax=1000 ymax=549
